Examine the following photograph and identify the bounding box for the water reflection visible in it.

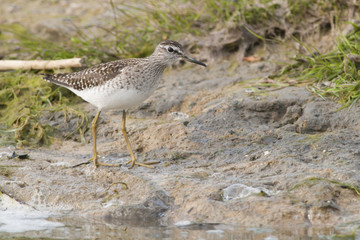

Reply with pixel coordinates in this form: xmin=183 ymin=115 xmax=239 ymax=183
xmin=0 ymin=213 xmax=359 ymax=240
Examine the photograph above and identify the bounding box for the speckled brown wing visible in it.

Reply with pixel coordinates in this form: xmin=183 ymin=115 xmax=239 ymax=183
xmin=43 ymin=59 xmax=138 ymax=91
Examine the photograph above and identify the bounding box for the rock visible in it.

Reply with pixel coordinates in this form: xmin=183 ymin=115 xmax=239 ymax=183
xmin=221 ymin=183 xmax=275 ymax=201
xmin=104 ymin=190 xmax=174 ymax=226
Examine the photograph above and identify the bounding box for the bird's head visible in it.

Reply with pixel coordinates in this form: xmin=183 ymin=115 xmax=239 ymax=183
xmin=153 ymin=40 xmax=206 ymax=67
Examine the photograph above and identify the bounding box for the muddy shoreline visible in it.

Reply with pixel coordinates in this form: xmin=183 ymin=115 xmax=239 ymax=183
xmin=1 ymin=60 xmax=360 ymax=232
xmin=1 ymin=0 xmax=360 ymax=238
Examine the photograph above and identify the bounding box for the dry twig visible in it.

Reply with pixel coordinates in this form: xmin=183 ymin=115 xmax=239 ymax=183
xmin=0 ymin=58 xmax=84 ymax=70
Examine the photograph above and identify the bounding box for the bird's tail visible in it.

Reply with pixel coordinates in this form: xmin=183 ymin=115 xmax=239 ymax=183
xmin=41 ymin=73 xmax=70 ymax=88
xmin=41 ymin=73 xmax=53 ymax=82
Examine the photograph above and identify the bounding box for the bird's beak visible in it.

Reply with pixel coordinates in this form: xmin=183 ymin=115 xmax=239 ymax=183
xmin=182 ymin=55 xmax=206 ymax=67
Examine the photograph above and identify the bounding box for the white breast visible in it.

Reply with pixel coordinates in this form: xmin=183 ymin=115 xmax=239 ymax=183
xmin=72 ymin=85 xmax=154 ymax=110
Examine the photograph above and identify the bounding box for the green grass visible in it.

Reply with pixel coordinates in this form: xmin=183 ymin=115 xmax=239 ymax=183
xmin=0 ymin=1 xmax=282 ymax=63
xmin=1 ymin=0 xmax=353 ymax=62
xmin=276 ymin=23 xmax=360 ymax=108
xmin=0 ymin=72 xmax=88 ymax=147
xmin=0 ymin=24 xmax=118 ymax=64
xmin=289 ymin=177 xmax=360 ymax=197
xmin=287 ymin=0 xmax=347 ymax=24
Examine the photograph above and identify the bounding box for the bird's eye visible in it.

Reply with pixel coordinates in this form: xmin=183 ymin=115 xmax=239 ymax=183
xmin=167 ymin=47 xmax=174 ymax=52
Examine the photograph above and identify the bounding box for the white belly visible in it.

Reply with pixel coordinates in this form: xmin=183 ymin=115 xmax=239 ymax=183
xmin=72 ymin=86 xmax=153 ymax=110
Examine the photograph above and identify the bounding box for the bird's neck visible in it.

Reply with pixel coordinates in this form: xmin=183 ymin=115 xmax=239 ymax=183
xmin=146 ymin=54 xmax=169 ymax=70
xmin=129 ymin=56 xmax=167 ymax=92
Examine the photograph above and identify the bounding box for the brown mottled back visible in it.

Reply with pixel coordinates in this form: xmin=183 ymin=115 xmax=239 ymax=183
xmin=43 ymin=58 xmax=139 ymax=91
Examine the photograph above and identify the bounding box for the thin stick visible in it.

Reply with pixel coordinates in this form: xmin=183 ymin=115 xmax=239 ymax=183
xmin=0 ymin=58 xmax=84 ymax=70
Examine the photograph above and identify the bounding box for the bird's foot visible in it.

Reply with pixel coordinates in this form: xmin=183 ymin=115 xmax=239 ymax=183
xmin=89 ymin=154 xmax=121 ymax=168
xmin=127 ymin=159 xmax=159 ymax=169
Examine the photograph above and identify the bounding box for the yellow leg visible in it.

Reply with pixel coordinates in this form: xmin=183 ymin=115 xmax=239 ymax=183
xmin=89 ymin=110 xmax=120 ymax=168
xmin=89 ymin=110 xmax=101 ymax=168
xmin=121 ymin=110 xmax=159 ymax=168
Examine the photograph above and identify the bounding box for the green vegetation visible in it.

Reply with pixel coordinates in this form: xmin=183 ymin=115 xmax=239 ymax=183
xmin=0 ymin=0 xmax=358 ymax=146
xmin=277 ymin=23 xmax=360 ymax=108
xmin=1 ymin=0 xmax=353 ymax=62
xmin=0 ymin=24 xmax=118 ymax=64
xmin=329 ymin=232 xmax=356 ymax=240
xmin=289 ymin=177 xmax=360 ymax=197
xmin=0 ymin=72 xmax=88 ymax=147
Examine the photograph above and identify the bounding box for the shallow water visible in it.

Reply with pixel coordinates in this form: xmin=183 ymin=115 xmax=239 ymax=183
xmin=0 ymin=175 xmax=359 ymax=240
xmin=0 ymin=212 xmax=359 ymax=240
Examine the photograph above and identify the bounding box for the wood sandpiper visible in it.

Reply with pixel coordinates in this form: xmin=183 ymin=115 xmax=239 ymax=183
xmin=43 ymin=40 xmax=206 ymax=168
